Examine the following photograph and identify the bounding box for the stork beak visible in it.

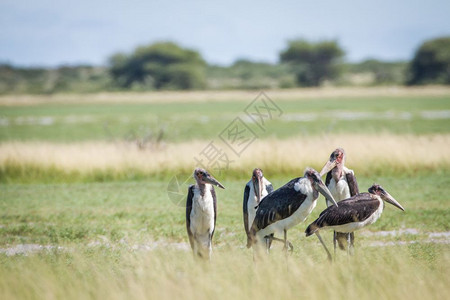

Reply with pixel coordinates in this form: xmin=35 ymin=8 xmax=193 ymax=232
xmin=380 ymin=190 xmax=404 ymax=211
xmin=204 ymin=173 xmax=225 ymax=189
xmin=253 ymin=176 xmax=263 ymax=204
xmin=316 ymin=180 xmax=338 ymax=207
xmin=319 ymin=160 xmax=337 ymax=177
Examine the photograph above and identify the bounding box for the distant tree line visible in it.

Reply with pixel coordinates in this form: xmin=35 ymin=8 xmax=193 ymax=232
xmin=1 ymin=36 xmax=449 ymax=94
xmin=0 ymin=64 xmax=110 ymax=94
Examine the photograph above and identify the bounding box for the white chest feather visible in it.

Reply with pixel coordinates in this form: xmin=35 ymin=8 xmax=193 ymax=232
xmin=328 ymin=174 xmax=350 ymax=204
xmin=247 ymin=180 xmax=270 ymax=229
xmin=190 ymin=185 xmax=215 ymax=237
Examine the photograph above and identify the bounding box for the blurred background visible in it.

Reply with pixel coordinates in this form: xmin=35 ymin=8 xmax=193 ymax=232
xmin=1 ymin=0 xmax=450 ymax=93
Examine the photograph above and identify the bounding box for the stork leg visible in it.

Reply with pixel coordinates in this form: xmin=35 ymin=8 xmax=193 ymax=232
xmin=348 ymin=232 xmax=355 ymax=256
xmin=265 ymin=236 xmax=271 ymax=254
xmin=315 ymin=232 xmax=332 ymax=262
xmin=193 ymin=234 xmax=200 ymax=258
xmin=270 ymin=237 xmax=294 ymax=252
xmin=333 ymin=231 xmax=337 ymax=256
xmin=208 ymin=234 xmax=213 ymax=261
xmin=268 ymin=233 xmax=274 ymax=249
xmin=283 ymin=229 xmax=292 ymax=253
xmin=346 ymin=233 xmax=351 ymax=256
xmin=284 ymin=230 xmax=288 ymax=251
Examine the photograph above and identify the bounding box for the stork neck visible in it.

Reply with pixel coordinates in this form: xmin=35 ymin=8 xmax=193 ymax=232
xmin=331 ymin=164 xmax=344 ymax=181
xmin=197 ymin=182 xmax=209 ymax=196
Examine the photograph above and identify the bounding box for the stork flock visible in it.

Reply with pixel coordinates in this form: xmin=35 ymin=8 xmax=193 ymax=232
xmin=186 ymin=148 xmax=405 ymax=261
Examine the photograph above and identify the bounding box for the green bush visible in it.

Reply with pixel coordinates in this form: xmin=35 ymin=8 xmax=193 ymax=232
xmin=109 ymin=42 xmax=206 ymax=90
xmin=407 ymin=36 xmax=450 ymax=85
xmin=279 ymin=39 xmax=345 ymax=86
xmin=345 ymin=59 xmax=408 ymax=85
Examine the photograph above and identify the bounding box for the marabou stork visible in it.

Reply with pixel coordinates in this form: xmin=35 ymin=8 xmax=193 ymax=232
xmin=305 ymin=184 xmax=405 ymax=261
xmin=243 ymin=168 xmax=274 ymax=248
xmin=249 ymin=168 xmax=337 ymax=254
xmin=320 ymin=148 xmax=359 ymax=254
xmin=186 ymin=168 xmax=225 ymax=260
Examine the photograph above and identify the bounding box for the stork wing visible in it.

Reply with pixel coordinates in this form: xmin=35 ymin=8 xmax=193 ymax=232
xmin=325 ymin=171 xmax=332 ymax=188
xmin=345 ymin=169 xmax=359 ymax=196
xmin=315 ymin=193 xmax=380 ymax=227
xmin=211 ymin=186 xmax=218 ymax=239
xmin=186 ymin=185 xmax=195 ymax=251
xmin=243 ymin=184 xmax=250 ymax=235
xmin=252 ymin=178 xmax=306 ymax=231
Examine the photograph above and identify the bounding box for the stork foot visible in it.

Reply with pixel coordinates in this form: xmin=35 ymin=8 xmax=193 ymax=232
xmin=283 ymin=240 xmax=294 ymax=252
xmin=270 ymin=237 xmax=293 ymax=253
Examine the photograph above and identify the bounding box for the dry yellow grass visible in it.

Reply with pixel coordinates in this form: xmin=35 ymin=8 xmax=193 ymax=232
xmin=0 ymin=246 xmax=448 ymax=300
xmin=1 ymin=86 xmax=449 ymax=106
xmin=1 ymin=134 xmax=449 ymax=176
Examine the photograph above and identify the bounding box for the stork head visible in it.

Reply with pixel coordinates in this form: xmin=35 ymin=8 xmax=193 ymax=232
xmin=193 ymin=168 xmax=225 ymax=189
xmin=368 ymin=184 xmax=404 ymax=211
xmin=304 ymin=167 xmax=338 ymax=207
xmin=252 ymin=168 xmax=264 ymax=204
xmin=319 ymin=147 xmax=346 ymax=176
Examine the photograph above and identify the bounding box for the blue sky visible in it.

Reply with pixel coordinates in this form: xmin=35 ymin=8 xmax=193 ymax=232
xmin=1 ymin=0 xmax=450 ymax=67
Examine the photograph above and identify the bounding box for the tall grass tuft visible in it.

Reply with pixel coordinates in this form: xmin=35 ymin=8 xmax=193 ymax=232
xmin=0 ymin=244 xmax=448 ymax=300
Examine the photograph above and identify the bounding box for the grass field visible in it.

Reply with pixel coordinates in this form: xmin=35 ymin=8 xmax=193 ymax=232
xmin=1 ymin=87 xmax=449 ymax=299
xmin=1 ymin=88 xmax=450 ymax=142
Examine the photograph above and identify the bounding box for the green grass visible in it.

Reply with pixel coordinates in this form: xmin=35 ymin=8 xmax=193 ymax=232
xmin=1 ymin=95 xmax=449 ymax=142
xmin=0 ymin=174 xmax=449 ymax=299
xmin=0 ymin=162 xmax=156 ymax=184
xmin=1 ymin=172 xmax=448 ymax=246
xmin=1 ymin=90 xmax=449 ymax=299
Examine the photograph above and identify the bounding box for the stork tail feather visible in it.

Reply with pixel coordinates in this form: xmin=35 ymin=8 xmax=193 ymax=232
xmin=305 ymin=223 xmax=319 ymax=237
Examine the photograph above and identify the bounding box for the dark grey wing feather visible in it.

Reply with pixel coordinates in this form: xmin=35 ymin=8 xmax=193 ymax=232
xmin=243 ymin=184 xmax=250 ymax=235
xmin=346 ymin=171 xmax=359 ymax=196
xmin=266 ymin=183 xmax=274 ymax=194
xmin=315 ymin=193 xmax=380 ymax=227
xmin=325 ymin=171 xmax=332 ymax=188
xmin=252 ymin=177 xmax=306 ymax=231
xmin=211 ymin=186 xmax=217 ymax=239
xmin=186 ymin=185 xmax=195 ymax=251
